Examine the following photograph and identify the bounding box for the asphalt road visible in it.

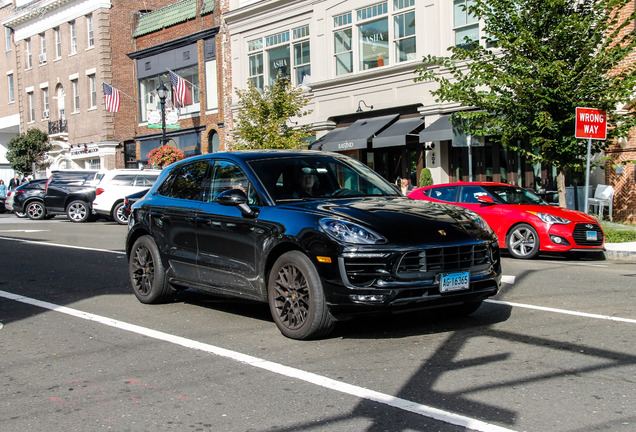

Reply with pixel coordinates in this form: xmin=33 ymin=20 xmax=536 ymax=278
xmin=1 ymin=215 xmax=635 ymax=432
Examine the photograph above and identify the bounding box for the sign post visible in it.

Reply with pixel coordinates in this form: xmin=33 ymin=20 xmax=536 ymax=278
xmin=575 ymin=107 xmax=607 ymax=214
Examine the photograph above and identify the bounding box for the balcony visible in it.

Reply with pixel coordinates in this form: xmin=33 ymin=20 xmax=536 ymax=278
xmin=48 ymin=119 xmax=67 ymax=136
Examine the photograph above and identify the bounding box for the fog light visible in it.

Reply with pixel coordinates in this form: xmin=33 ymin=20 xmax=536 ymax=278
xmin=350 ymin=294 xmax=387 ymax=303
xmin=549 ymin=235 xmax=570 ymax=245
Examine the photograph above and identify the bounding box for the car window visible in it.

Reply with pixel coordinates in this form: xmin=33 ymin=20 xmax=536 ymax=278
xmin=459 ymin=186 xmax=489 ymax=203
xmin=156 ymin=161 xmax=209 ymax=201
xmin=109 ymin=175 xmax=136 ymax=186
xmin=135 ymin=175 xmax=159 ymax=187
xmin=209 ymin=161 xmax=259 ymax=205
xmin=485 ymin=185 xmax=546 ymax=205
xmin=429 ymin=186 xmax=457 ymax=202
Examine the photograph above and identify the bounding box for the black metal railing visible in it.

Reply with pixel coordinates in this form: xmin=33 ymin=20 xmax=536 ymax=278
xmin=48 ymin=119 xmax=67 ymax=135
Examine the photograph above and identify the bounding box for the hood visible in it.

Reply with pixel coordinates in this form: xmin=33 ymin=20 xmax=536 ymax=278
xmin=280 ymin=197 xmax=493 ymax=247
xmin=507 ymin=204 xmax=599 ymax=223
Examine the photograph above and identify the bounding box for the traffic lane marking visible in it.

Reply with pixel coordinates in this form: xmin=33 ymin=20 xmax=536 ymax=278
xmin=0 ymin=289 xmax=516 ymax=432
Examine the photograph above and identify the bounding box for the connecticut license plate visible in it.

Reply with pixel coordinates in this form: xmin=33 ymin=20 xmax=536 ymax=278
xmin=586 ymin=231 xmax=598 ymax=241
xmin=440 ymin=271 xmax=470 ymax=293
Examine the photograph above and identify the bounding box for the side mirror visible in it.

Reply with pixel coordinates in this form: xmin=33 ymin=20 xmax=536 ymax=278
xmin=216 ymin=189 xmax=259 ymax=218
xmin=477 ymin=195 xmax=495 ymax=204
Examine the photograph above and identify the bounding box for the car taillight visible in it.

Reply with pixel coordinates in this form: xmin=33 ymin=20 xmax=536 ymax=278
xmin=96 ymin=188 xmax=104 ymax=195
xmin=6 ymin=192 xmax=11 ymax=197
xmin=45 ymin=177 xmax=52 ymax=193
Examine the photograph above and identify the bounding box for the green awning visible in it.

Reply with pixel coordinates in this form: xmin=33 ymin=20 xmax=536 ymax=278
xmin=134 ymin=0 xmax=214 ymax=38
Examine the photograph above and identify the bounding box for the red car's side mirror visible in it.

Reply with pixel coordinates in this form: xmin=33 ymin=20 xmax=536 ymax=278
xmin=477 ymin=195 xmax=495 ymax=204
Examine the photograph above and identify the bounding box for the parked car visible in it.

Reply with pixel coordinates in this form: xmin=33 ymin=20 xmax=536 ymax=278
xmin=11 ymin=179 xmax=50 ymax=220
xmin=44 ymin=170 xmax=103 ymax=222
xmin=126 ymin=151 xmax=502 ymax=340
xmin=121 ymin=188 xmax=150 ymax=222
xmin=4 ymin=187 xmax=25 ymax=217
xmin=408 ymin=182 xmax=605 ymax=259
xmin=92 ymin=169 xmax=160 ymax=224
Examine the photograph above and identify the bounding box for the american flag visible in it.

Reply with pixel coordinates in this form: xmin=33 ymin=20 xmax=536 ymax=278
xmin=169 ymin=70 xmax=188 ymax=108
xmin=102 ymin=82 xmax=120 ymax=112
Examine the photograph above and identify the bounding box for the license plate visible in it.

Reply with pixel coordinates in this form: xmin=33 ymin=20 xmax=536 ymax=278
xmin=586 ymin=231 xmax=598 ymax=241
xmin=440 ymin=271 xmax=470 ymax=293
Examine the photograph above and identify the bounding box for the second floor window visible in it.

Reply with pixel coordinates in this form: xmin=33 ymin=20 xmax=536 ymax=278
xmin=89 ymin=75 xmax=96 ymax=108
xmin=54 ymin=27 xmax=61 ymax=58
xmin=454 ymin=0 xmax=479 ymax=48
xmin=5 ymin=26 xmax=11 ymax=52
xmin=247 ymin=25 xmax=311 ymax=92
xmin=28 ymin=92 xmax=34 ymax=122
xmin=40 ymin=33 xmax=46 ymax=64
xmin=87 ymin=14 xmax=94 ymax=47
xmin=72 ymin=79 xmax=79 ymax=111
xmin=8 ymin=74 xmax=14 ymax=103
xmin=70 ymin=20 xmax=77 ymax=54
xmin=42 ymin=88 xmax=49 ymax=117
xmin=26 ymin=38 xmax=32 ymax=69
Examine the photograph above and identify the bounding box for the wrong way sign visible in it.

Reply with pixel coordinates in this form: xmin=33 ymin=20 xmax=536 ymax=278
xmin=575 ymin=107 xmax=607 ymax=140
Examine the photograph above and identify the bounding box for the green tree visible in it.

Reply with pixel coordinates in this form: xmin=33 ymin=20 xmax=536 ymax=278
xmin=6 ymin=128 xmax=52 ymax=175
xmin=415 ymin=0 xmax=636 ymax=205
xmin=233 ymin=76 xmax=312 ymax=150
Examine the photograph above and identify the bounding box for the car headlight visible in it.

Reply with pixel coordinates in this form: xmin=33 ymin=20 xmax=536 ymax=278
xmin=529 ymin=211 xmax=570 ymax=225
xmin=319 ymin=218 xmax=387 ymax=244
xmin=465 ymin=209 xmax=494 ymax=234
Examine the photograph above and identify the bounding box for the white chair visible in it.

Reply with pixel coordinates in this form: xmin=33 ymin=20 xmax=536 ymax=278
xmin=587 ymin=184 xmax=614 ymax=221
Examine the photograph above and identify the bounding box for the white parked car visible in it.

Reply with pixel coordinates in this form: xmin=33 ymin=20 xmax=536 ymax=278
xmin=92 ymin=169 xmax=161 ymax=224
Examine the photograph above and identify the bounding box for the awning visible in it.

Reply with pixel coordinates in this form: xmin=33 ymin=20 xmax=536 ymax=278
xmin=312 ymin=114 xmax=399 ymax=152
xmin=419 ymin=114 xmax=453 ymax=143
xmin=373 ymin=117 xmax=426 ymax=148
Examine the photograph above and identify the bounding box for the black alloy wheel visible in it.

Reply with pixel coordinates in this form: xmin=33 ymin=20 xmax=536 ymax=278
xmin=26 ymin=201 xmax=46 ymax=220
xmin=129 ymin=235 xmax=174 ymax=303
xmin=268 ymin=251 xmax=335 ymax=340
xmin=66 ymin=200 xmax=90 ymax=222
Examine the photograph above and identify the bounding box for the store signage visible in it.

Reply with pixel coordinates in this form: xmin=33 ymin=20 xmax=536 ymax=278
xmin=575 ymin=107 xmax=606 ymax=140
xmin=337 ymin=141 xmax=355 ymax=150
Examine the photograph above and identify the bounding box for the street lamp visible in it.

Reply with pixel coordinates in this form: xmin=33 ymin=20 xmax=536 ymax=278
xmin=156 ymin=82 xmax=168 ymax=146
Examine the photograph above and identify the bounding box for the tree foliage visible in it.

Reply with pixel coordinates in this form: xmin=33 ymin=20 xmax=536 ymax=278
xmin=6 ymin=128 xmax=52 ymax=175
xmin=232 ymin=76 xmax=312 ymax=150
xmin=415 ymin=0 xmax=636 ymax=193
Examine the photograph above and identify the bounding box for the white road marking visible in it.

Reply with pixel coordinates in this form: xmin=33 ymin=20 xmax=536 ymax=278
xmin=0 ymin=289 xmax=517 ymax=432
xmin=0 ymin=236 xmax=125 ymax=254
xmin=542 ymin=260 xmax=608 ymax=268
xmin=486 ymin=299 xmax=636 ymax=324
xmin=0 ymin=229 xmax=48 ymax=233
xmin=501 ymin=275 xmax=515 ymax=285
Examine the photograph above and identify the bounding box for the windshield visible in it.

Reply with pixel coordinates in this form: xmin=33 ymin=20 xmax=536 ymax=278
xmin=484 ymin=185 xmax=547 ymax=205
xmin=248 ymin=154 xmax=400 ymax=203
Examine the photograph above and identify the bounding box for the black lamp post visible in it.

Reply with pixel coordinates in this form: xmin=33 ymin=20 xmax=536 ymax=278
xmin=156 ymin=82 xmax=168 ymax=146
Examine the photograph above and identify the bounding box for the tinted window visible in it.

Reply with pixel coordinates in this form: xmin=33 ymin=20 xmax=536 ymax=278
xmin=459 ymin=186 xmax=489 ymax=203
xmin=429 ymin=186 xmax=457 ymax=202
xmin=156 ymin=161 xmax=209 ymax=201
xmin=209 ymin=161 xmax=259 ymax=205
xmin=485 ymin=185 xmax=545 ymax=205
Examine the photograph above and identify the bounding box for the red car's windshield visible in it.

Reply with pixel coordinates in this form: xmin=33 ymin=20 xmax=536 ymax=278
xmin=484 ymin=185 xmax=547 ymax=205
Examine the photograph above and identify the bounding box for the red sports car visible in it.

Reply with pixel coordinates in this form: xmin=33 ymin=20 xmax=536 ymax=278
xmin=408 ymin=182 xmax=605 ymax=259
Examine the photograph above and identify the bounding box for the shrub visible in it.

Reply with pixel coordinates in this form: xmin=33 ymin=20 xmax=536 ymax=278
xmin=419 ymin=168 xmax=433 ymax=187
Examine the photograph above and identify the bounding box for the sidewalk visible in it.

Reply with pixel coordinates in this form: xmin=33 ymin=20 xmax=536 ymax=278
xmin=604 ymin=242 xmax=636 ymax=261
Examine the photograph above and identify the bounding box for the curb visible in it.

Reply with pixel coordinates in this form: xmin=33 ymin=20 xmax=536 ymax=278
xmin=604 ymin=249 xmax=636 ymax=261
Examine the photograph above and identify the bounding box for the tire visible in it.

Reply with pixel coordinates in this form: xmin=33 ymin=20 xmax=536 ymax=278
xmin=506 ymin=223 xmax=540 ymax=259
xmin=268 ymin=251 xmax=335 ymax=340
xmin=14 ymin=210 xmax=27 ymax=218
xmin=112 ymin=202 xmax=128 ymax=225
xmin=129 ymin=235 xmax=175 ymax=303
xmin=26 ymin=201 xmax=46 ymax=220
xmin=66 ymin=200 xmax=90 ymax=223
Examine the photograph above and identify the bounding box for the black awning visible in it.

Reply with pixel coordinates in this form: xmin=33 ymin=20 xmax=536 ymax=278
xmin=312 ymin=114 xmax=399 ymax=152
xmin=373 ymin=117 xmax=426 ymax=148
xmin=419 ymin=115 xmax=453 ymax=142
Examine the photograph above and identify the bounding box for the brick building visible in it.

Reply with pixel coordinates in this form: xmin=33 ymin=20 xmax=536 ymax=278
xmin=0 ymin=0 xmax=20 ymax=184
xmin=125 ymin=0 xmax=230 ymax=165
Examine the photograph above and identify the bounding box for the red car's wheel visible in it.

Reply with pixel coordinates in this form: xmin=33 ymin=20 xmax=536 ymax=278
xmin=506 ymin=223 xmax=540 ymax=259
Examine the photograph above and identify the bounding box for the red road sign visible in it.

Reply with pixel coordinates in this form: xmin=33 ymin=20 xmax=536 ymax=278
xmin=575 ymin=107 xmax=607 ymax=140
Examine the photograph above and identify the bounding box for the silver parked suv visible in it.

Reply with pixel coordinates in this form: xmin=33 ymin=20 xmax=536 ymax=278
xmin=92 ymin=169 xmax=161 ymax=224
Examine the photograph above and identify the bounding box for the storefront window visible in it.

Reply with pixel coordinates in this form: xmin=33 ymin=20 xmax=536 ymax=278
xmin=138 ymin=67 xmax=200 ymax=122
xmin=394 ymin=10 xmax=416 ymax=62
xmin=267 ymin=45 xmax=290 ymax=86
xmin=293 ymin=40 xmax=311 ymax=85
xmin=334 ymin=28 xmax=353 ymax=75
xmin=249 ymin=53 xmax=264 ymax=91
xmin=359 ymin=19 xmax=389 ymax=71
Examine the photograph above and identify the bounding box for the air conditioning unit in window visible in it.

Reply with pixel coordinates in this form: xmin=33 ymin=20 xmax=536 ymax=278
xmin=42 ymin=109 xmax=49 ymax=118
xmin=39 ymin=53 xmax=47 ymax=64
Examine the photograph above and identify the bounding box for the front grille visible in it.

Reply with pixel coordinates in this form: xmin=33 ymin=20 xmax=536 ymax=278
xmin=572 ymin=223 xmax=604 ymax=246
xmin=341 ymin=244 xmax=494 ymax=287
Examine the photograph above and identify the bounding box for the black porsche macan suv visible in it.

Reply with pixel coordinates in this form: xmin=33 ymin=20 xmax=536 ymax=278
xmin=126 ymin=150 xmax=502 ymax=339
